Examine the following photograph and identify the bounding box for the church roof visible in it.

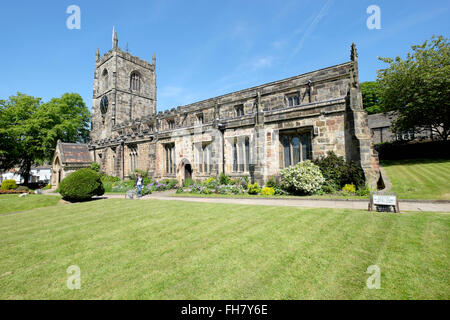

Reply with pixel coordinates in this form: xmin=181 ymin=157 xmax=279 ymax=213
xmin=58 ymin=142 xmax=92 ymax=164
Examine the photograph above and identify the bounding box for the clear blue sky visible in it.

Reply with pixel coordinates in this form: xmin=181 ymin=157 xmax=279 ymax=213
xmin=0 ymin=0 xmax=448 ymax=112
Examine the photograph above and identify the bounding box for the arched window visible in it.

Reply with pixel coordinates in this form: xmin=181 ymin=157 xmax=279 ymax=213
xmin=130 ymin=71 xmax=140 ymax=91
xmin=102 ymin=69 xmax=109 ymax=91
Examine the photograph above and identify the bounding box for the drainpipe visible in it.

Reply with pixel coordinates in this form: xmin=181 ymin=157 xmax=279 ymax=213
xmin=120 ymin=139 xmax=125 ymax=180
xmin=218 ymin=123 xmax=225 ymax=174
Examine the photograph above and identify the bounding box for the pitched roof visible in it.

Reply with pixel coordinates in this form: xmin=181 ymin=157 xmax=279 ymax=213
xmin=59 ymin=142 xmax=92 ymax=164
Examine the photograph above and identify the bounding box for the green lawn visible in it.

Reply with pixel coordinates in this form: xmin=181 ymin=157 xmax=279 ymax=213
xmin=381 ymin=159 xmax=450 ymax=200
xmin=0 ymin=199 xmax=448 ymax=299
xmin=0 ymin=194 xmax=61 ymax=215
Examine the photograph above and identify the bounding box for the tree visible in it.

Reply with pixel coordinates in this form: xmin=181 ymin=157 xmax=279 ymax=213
xmin=377 ymin=35 xmax=450 ymax=140
xmin=361 ymin=81 xmax=383 ymax=114
xmin=0 ymin=93 xmax=90 ymax=184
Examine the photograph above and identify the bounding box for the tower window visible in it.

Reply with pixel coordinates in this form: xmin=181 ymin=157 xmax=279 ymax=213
xmin=102 ymin=69 xmax=109 ymax=91
xmin=130 ymin=72 xmax=140 ymax=91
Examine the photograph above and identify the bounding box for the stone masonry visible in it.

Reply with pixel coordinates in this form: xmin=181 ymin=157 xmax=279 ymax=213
xmin=89 ymin=33 xmax=380 ymax=188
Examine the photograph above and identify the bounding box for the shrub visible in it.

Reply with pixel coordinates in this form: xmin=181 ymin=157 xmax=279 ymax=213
xmin=203 ymin=177 xmax=218 ymax=189
xmin=90 ymin=162 xmax=100 ymax=172
xmin=219 ymin=173 xmax=230 ymax=185
xmin=261 ymin=187 xmax=275 ymax=196
xmin=266 ymin=176 xmax=278 ymax=188
xmin=58 ymin=168 xmax=105 ymax=201
xmin=342 ymin=184 xmax=356 ymax=194
xmin=280 ymin=161 xmax=325 ymax=195
xmin=43 ymin=184 xmax=52 ymax=190
xmin=341 ymin=161 xmax=365 ymax=188
xmin=247 ymin=183 xmax=260 ymax=195
xmin=356 ymin=185 xmax=370 ymax=196
xmin=314 ymin=151 xmax=365 ymax=188
xmin=16 ymin=186 xmax=30 ymax=192
xmin=1 ymin=180 xmax=18 ymax=190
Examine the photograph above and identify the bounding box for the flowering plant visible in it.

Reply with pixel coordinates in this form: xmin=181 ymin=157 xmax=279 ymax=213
xmin=280 ymin=160 xmax=325 ymax=195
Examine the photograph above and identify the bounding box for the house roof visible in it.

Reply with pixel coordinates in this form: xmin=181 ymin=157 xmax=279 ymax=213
xmin=59 ymin=142 xmax=92 ymax=164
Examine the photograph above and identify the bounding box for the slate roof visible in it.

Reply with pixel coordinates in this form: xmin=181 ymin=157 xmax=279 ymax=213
xmin=59 ymin=142 xmax=92 ymax=164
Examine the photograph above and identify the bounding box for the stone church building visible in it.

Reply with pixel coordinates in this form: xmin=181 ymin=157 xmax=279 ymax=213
xmin=72 ymin=32 xmax=380 ymax=187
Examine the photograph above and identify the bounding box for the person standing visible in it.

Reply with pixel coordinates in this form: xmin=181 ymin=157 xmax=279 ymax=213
xmin=136 ymin=173 xmax=143 ymax=197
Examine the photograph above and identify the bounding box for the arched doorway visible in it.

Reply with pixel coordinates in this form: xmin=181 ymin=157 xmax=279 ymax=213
xmin=178 ymin=158 xmax=193 ymax=185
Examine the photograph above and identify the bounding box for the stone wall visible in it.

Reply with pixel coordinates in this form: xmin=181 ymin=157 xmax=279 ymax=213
xmin=89 ymin=43 xmax=380 ymax=187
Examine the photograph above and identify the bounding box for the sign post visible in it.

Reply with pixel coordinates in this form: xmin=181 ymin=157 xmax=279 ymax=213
xmin=369 ymin=192 xmax=400 ymax=213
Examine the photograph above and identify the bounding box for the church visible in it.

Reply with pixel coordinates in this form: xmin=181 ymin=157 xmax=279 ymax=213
xmin=53 ymin=31 xmax=380 ymax=188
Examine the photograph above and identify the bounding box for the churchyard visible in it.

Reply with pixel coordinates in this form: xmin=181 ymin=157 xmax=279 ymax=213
xmin=0 ymin=159 xmax=449 ymax=299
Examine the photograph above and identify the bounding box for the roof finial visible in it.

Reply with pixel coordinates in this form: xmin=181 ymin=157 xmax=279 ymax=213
xmin=351 ymin=43 xmax=358 ymax=62
xmin=112 ymin=26 xmax=118 ymax=49
xmin=96 ymin=48 xmax=100 ymax=60
xmin=152 ymin=53 xmax=156 ymax=65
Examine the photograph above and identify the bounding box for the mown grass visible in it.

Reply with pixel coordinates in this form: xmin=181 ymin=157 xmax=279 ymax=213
xmin=381 ymin=159 xmax=450 ymax=200
xmin=0 ymin=195 xmax=61 ymax=215
xmin=0 ymin=199 xmax=448 ymax=299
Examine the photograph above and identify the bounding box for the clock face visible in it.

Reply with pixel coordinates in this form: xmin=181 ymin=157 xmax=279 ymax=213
xmin=100 ymin=95 xmax=108 ymax=114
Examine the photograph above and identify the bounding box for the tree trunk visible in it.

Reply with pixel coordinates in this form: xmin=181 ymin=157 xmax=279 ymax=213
xmin=21 ymin=160 xmax=32 ymax=186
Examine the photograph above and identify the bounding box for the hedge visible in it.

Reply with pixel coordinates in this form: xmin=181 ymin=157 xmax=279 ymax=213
xmin=375 ymin=140 xmax=450 ymax=160
xmin=58 ymin=168 xmax=105 ymax=202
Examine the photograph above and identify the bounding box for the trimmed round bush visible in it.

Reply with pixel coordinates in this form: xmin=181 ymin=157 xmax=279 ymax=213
xmin=58 ymin=168 xmax=105 ymax=201
xmin=1 ymin=179 xmax=18 ymax=190
xmin=280 ymin=160 xmax=325 ymax=195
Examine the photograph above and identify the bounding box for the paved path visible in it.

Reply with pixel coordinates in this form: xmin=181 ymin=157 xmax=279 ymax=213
xmin=43 ymin=191 xmax=450 ymax=212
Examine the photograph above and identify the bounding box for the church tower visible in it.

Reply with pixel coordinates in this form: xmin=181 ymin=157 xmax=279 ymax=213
xmin=91 ymin=30 xmax=157 ymax=142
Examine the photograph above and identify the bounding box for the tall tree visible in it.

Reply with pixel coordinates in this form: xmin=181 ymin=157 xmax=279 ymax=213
xmin=377 ymin=35 xmax=450 ymax=140
xmin=361 ymin=81 xmax=382 ymax=114
xmin=0 ymin=93 xmax=90 ymax=184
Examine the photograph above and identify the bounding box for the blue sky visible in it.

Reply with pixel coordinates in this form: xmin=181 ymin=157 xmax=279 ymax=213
xmin=0 ymin=0 xmax=448 ymax=112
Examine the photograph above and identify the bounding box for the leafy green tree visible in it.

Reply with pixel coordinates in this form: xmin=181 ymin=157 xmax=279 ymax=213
xmin=0 ymin=93 xmax=90 ymax=184
xmin=361 ymin=81 xmax=383 ymax=114
xmin=377 ymin=35 xmax=450 ymax=140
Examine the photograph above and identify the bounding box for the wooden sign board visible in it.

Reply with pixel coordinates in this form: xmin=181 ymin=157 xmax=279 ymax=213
xmin=368 ymin=193 xmax=400 ymax=213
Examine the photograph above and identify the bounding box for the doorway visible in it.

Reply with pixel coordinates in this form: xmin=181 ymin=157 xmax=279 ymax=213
xmin=185 ymin=164 xmax=192 ymax=180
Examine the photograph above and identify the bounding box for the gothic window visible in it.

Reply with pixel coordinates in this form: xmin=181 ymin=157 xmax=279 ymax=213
xmin=245 ymin=137 xmax=250 ymax=172
xmin=198 ymin=143 xmax=211 ymax=173
xmin=235 ymin=105 xmax=244 ymax=117
xmin=102 ymin=69 xmax=109 ymax=91
xmin=280 ymin=132 xmax=312 ymax=167
xmin=286 ymin=94 xmax=300 ymax=107
xmin=129 ymin=147 xmax=138 ymax=173
xmin=232 ymin=137 xmax=250 ymax=173
xmin=130 ymin=71 xmax=141 ymax=91
xmin=164 ymin=144 xmax=175 ymax=174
